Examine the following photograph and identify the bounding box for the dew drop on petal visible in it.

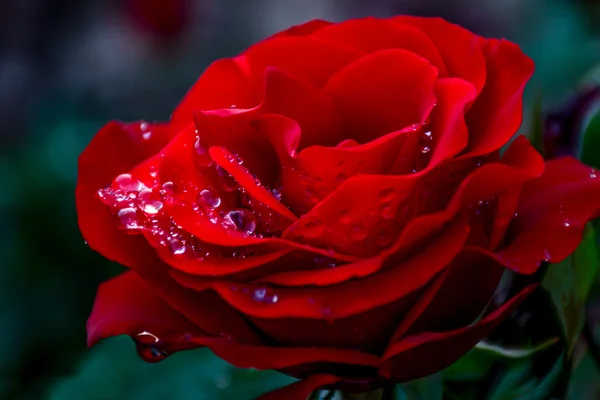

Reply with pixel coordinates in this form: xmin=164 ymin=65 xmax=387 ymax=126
xmin=252 ymin=287 xmax=279 ymax=304
xmin=302 ymin=219 xmax=325 ymax=239
xmin=117 ymin=207 xmax=141 ymax=229
xmin=543 ymin=249 xmax=552 ymax=262
xmin=350 ymin=223 xmax=368 ymax=241
xmin=590 ymin=169 xmax=597 ymax=179
xmin=161 ymin=181 xmax=175 ymax=196
xmin=197 ymin=189 xmax=221 ymax=209
xmin=115 ymin=173 xmax=143 ymax=193
xmin=194 ymin=137 xmax=214 ymax=167
xmin=167 ymin=237 xmax=187 ymax=255
xmin=138 ymin=189 xmax=163 ymax=214
xmin=563 ymin=220 xmax=571 ymax=228
xmin=225 ymin=209 xmax=257 ymax=235
xmin=420 ymin=145 xmax=431 ymax=154
xmin=136 ymin=331 xmax=160 ymax=344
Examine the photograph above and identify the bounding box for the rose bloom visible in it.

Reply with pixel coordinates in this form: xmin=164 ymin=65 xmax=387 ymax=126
xmin=78 ymin=16 xmax=600 ymax=398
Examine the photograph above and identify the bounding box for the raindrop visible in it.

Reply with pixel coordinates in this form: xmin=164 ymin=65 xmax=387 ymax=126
xmin=543 ymin=249 xmax=552 ymax=262
xmin=423 ymin=130 xmax=432 ymax=138
xmin=197 ymin=189 xmax=221 ymax=209
xmin=590 ymin=169 xmax=597 ymax=179
xmin=302 ymin=219 xmax=325 ymax=238
xmin=140 ymin=122 xmax=149 ymax=131
xmin=350 ymin=223 xmax=368 ymax=241
xmin=194 ymin=137 xmax=214 ymax=167
xmin=272 ymin=188 xmax=282 ymax=201
xmin=148 ymin=165 xmax=158 ymax=178
xmin=117 ymin=207 xmax=141 ymax=229
xmin=138 ymin=189 xmax=163 ymax=214
xmin=216 ymin=166 xmax=238 ymax=192
xmin=115 ymin=173 xmax=143 ymax=193
xmin=161 ymin=181 xmax=175 ymax=196
xmin=252 ymin=287 xmax=279 ymax=304
xmin=563 ymin=220 xmax=571 ymax=228
xmin=377 ymin=233 xmax=393 ymax=247
xmin=225 ymin=209 xmax=257 ymax=235
xmin=167 ymin=237 xmax=187 ymax=255
xmin=136 ymin=331 xmax=159 ymax=344
xmin=142 ymin=131 xmax=152 ymax=140
xmin=420 ymin=145 xmax=431 ymax=154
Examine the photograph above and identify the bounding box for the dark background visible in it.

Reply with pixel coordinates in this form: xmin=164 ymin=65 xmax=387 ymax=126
xmin=1 ymin=0 xmax=599 ymax=399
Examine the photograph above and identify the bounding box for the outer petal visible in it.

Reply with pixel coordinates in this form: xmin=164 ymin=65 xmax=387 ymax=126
xmin=312 ymin=17 xmax=448 ymax=76
xmin=464 ymin=39 xmax=535 ymax=156
xmin=325 ymin=49 xmax=438 ymax=143
xmin=172 ymin=57 xmax=256 ymax=123
xmin=76 ymin=121 xmax=174 ymax=269
xmin=380 ymin=284 xmax=537 ymax=382
xmin=494 ymin=157 xmax=600 ymax=273
xmin=244 ymin=36 xmax=362 ymax=87
xmin=391 ymin=16 xmax=486 ymax=95
xmin=87 ymin=271 xmax=200 ymax=347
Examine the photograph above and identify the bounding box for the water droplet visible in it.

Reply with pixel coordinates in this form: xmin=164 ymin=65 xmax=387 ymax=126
xmin=138 ymin=189 xmax=163 ymax=214
xmin=543 ymin=249 xmax=552 ymax=262
xmin=216 ymin=166 xmax=238 ymax=192
xmin=168 ymin=237 xmax=187 ymax=255
xmin=377 ymin=233 xmax=393 ymax=247
xmin=302 ymin=219 xmax=325 ymax=238
xmin=272 ymin=188 xmax=282 ymax=201
xmin=350 ymin=223 xmax=367 ymax=241
xmin=563 ymin=220 xmax=571 ymax=228
xmin=336 ymin=172 xmax=348 ymax=182
xmin=423 ymin=130 xmax=432 ymax=138
xmin=194 ymin=137 xmax=214 ymax=167
xmin=148 ymin=165 xmax=158 ymax=178
xmin=142 ymin=131 xmax=152 ymax=140
xmin=117 ymin=207 xmax=141 ymax=229
xmin=339 ymin=211 xmax=353 ymax=224
xmin=115 ymin=173 xmax=143 ymax=193
xmin=314 ymin=254 xmax=338 ymax=268
xmin=136 ymin=331 xmax=160 ymax=344
xmin=420 ymin=145 xmax=431 ymax=154
xmin=197 ymin=189 xmax=221 ymax=209
xmin=252 ymin=287 xmax=279 ymax=304
xmin=225 ymin=209 xmax=257 ymax=235
xmin=590 ymin=169 xmax=597 ymax=179
xmin=230 ymin=104 xmax=237 ymax=109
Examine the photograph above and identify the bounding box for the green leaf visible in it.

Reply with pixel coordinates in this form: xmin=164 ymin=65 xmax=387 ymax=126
xmin=542 ymin=224 xmax=600 ymax=353
xmin=46 ymin=337 xmax=296 ymax=400
xmin=485 ymin=353 xmax=565 ymax=400
xmin=580 ymin=111 xmax=600 ymax=170
xmin=443 ymin=338 xmax=558 ymax=383
xmin=396 ymin=373 xmax=443 ymax=400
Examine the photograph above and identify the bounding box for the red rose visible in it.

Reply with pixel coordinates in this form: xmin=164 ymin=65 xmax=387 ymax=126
xmin=78 ymin=17 xmax=600 ymax=398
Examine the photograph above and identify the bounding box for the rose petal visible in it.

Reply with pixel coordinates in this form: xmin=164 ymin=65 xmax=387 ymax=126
xmin=267 ymin=19 xmax=333 ymax=39
xmin=464 ymin=39 xmax=535 ymax=156
xmin=77 ymin=121 xmax=174 ymax=268
xmin=190 ymin=337 xmax=379 ymax=370
xmin=87 ymin=271 xmax=201 ymax=347
xmin=494 ymin=157 xmax=600 ymax=273
xmin=390 ymin=16 xmax=487 ymax=96
xmin=380 ymin=284 xmax=537 ymax=382
xmin=325 ymin=49 xmax=438 ymax=143
xmin=172 ymin=57 xmax=256 ymax=123
xmin=312 ymin=17 xmax=448 ymax=76
xmin=399 ymin=249 xmax=504 ymax=336
xmin=171 ymin=217 xmax=469 ymax=322
xmin=244 ymin=36 xmax=362 ymax=87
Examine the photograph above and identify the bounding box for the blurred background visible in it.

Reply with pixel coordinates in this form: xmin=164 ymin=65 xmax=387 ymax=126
xmin=1 ymin=0 xmax=600 ymax=399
